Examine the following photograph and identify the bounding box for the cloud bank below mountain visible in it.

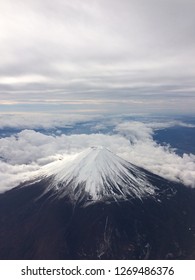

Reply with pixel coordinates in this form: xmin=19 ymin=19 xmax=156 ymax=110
xmin=0 ymin=120 xmax=195 ymax=192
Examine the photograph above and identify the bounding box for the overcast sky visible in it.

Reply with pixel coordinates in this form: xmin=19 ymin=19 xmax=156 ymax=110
xmin=0 ymin=0 xmax=195 ymax=114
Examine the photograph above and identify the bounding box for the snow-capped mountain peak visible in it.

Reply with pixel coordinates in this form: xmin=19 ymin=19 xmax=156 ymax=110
xmin=40 ymin=146 xmax=156 ymax=202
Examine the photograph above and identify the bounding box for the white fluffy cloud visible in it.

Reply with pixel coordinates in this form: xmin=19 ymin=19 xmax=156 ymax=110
xmin=115 ymin=121 xmax=195 ymax=187
xmin=0 ymin=120 xmax=195 ymax=192
xmin=0 ymin=161 xmax=40 ymax=192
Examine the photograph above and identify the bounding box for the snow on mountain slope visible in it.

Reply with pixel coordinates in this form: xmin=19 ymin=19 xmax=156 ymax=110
xmin=40 ymin=146 xmax=157 ymax=202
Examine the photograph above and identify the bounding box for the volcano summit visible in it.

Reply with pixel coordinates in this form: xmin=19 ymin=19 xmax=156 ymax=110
xmin=0 ymin=147 xmax=194 ymax=259
xmin=40 ymin=146 xmax=156 ymax=203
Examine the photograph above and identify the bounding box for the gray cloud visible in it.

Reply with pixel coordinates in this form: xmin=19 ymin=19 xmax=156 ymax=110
xmin=0 ymin=113 xmax=101 ymax=129
xmin=0 ymin=0 xmax=195 ymax=113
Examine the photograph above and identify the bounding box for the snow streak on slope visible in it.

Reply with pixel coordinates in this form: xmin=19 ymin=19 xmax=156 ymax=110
xmin=41 ymin=147 xmax=157 ymax=202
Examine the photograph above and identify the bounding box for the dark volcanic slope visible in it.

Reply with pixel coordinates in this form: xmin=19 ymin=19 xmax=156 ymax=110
xmin=0 ymin=148 xmax=195 ymax=260
xmin=0 ymin=170 xmax=195 ymax=260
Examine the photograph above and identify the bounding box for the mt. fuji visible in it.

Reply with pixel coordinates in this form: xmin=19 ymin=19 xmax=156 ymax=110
xmin=40 ymin=146 xmax=156 ymax=203
xmin=0 ymin=147 xmax=194 ymax=259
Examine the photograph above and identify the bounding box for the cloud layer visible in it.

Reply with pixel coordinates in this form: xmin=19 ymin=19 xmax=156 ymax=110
xmin=0 ymin=120 xmax=195 ymax=192
xmin=0 ymin=0 xmax=195 ymax=114
xmin=0 ymin=113 xmax=100 ymax=129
